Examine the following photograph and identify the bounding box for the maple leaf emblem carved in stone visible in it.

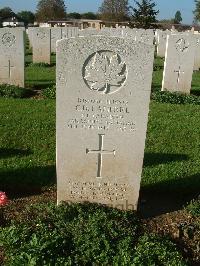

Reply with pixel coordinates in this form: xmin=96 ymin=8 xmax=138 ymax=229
xmin=84 ymin=52 xmax=127 ymax=94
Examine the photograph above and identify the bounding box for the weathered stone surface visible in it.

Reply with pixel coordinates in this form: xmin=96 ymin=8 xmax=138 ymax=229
xmin=32 ymin=28 xmax=51 ymax=64
xmin=0 ymin=28 xmax=25 ymax=87
xmin=51 ymin=27 xmax=62 ymax=53
xmin=162 ymin=34 xmax=195 ymax=94
xmin=56 ymin=36 xmax=154 ymax=210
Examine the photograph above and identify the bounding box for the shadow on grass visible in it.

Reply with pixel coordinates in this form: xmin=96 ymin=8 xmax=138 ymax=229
xmin=0 ymin=148 xmax=32 ymax=159
xmin=143 ymin=153 xmax=189 ymax=167
xmin=139 ymin=173 xmax=200 ymax=218
xmin=151 ymin=85 xmax=161 ymax=93
xmin=0 ymin=165 xmax=56 ymax=199
xmin=191 ymin=89 xmax=200 ymax=97
xmin=25 ymin=83 xmax=55 ymax=90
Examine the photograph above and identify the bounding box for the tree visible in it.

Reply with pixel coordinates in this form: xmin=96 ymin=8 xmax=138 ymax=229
xmin=194 ymin=0 xmax=200 ymax=22
xmin=158 ymin=18 xmax=174 ymax=24
xmin=68 ymin=12 xmax=81 ymax=19
xmin=17 ymin=11 xmax=35 ymax=26
xmin=81 ymin=12 xmax=98 ymax=20
xmin=174 ymin=10 xmax=182 ymax=24
xmin=0 ymin=7 xmax=14 ymax=18
xmin=99 ymin=0 xmax=130 ymax=22
xmin=130 ymin=0 xmax=159 ymax=28
xmin=35 ymin=0 xmax=66 ymax=22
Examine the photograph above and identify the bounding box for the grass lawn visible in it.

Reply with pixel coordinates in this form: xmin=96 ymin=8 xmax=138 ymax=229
xmin=0 ymin=48 xmax=200 ymax=265
xmin=25 ymin=54 xmax=56 ymax=89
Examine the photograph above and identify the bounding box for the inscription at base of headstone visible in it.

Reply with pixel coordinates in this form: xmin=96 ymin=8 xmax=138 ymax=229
xmin=0 ymin=28 xmax=25 ymax=87
xmin=57 ymin=36 xmax=154 ymax=210
xmin=162 ymin=34 xmax=195 ymax=94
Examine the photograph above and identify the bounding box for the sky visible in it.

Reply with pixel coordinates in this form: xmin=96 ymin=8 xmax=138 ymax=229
xmin=0 ymin=0 xmax=195 ymax=25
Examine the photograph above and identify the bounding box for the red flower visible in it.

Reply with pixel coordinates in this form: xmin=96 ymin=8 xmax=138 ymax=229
xmin=0 ymin=192 xmax=8 ymax=206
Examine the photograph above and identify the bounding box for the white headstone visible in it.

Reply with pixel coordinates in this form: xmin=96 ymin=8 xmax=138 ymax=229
xmin=101 ymin=28 xmax=123 ymax=37
xmin=0 ymin=28 xmax=25 ymax=87
xmin=32 ymin=28 xmax=51 ymax=64
xmin=193 ymin=33 xmax=200 ymax=71
xmin=51 ymin=27 xmax=62 ymax=53
xmin=157 ymin=30 xmax=170 ymax=57
xmin=56 ymin=36 xmax=154 ymax=210
xmin=162 ymin=34 xmax=195 ymax=94
xmin=61 ymin=27 xmax=79 ymax=39
xmin=135 ymin=29 xmax=154 ymax=45
xmin=122 ymin=28 xmax=137 ymax=39
xmin=27 ymin=27 xmax=34 ymax=48
xmin=79 ymin=29 xmax=100 ymax=37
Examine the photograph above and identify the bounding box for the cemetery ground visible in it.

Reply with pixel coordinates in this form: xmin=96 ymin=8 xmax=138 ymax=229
xmin=0 ymin=43 xmax=200 ymax=264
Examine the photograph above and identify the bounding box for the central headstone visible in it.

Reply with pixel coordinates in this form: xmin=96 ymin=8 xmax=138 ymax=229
xmin=57 ymin=36 xmax=154 ymax=210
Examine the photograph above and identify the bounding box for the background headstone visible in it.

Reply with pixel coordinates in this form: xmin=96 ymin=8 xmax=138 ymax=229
xmin=135 ymin=29 xmax=154 ymax=45
xmin=162 ymin=34 xmax=195 ymax=94
xmin=122 ymin=28 xmax=137 ymax=39
xmin=61 ymin=27 xmax=79 ymax=39
xmin=79 ymin=29 xmax=100 ymax=37
xmin=57 ymin=36 xmax=154 ymax=210
xmin=193 ymin=33 xmax=200 ymax=71
xmin=51 ymin=27 xmax=62 ymax=53
xmin=157 ymin=30 xmax=170 ymax=57
xmin=100 ymin=28 xmax=123 ymax=37
xmin=0 ymin=28 xmax=25 ymax=87
xmin=27 ymin=27 xmax=34 ymax=48
xmin=32 ymin=28 xmax=51 ymax=64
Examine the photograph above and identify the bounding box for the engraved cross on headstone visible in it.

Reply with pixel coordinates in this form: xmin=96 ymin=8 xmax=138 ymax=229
xmin=174 ymin=66 xmax=184 ymax=86
xmin=4 ymin=60 xmax=14 ymax=79
xmin=86 ymin=134 xmax=116 ymax=178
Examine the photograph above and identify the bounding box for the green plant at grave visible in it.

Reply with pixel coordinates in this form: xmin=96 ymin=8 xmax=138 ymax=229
xmin=151 ymin=91 xmax=200 ymax=105
xmin=0 ymin=202 xmax=139 ymax=265
xmin=0 ymin=202 xmax=187 ymax=265
xmin=186 ymin=198 xmax=200 ymax=217
xmin=42 ymin=85 xmax=56 ymax=99
xmin=0 ymin=84 xmax=32 ymax=99
xmin=133 ymin=234 xmax=187 ymax=266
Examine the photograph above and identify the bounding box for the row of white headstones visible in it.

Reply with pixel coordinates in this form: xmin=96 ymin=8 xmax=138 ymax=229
xmin=0 ymin=27 xmax=199 ymax=94
xmin=0 ymin=27 xmax=199 ymax=210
